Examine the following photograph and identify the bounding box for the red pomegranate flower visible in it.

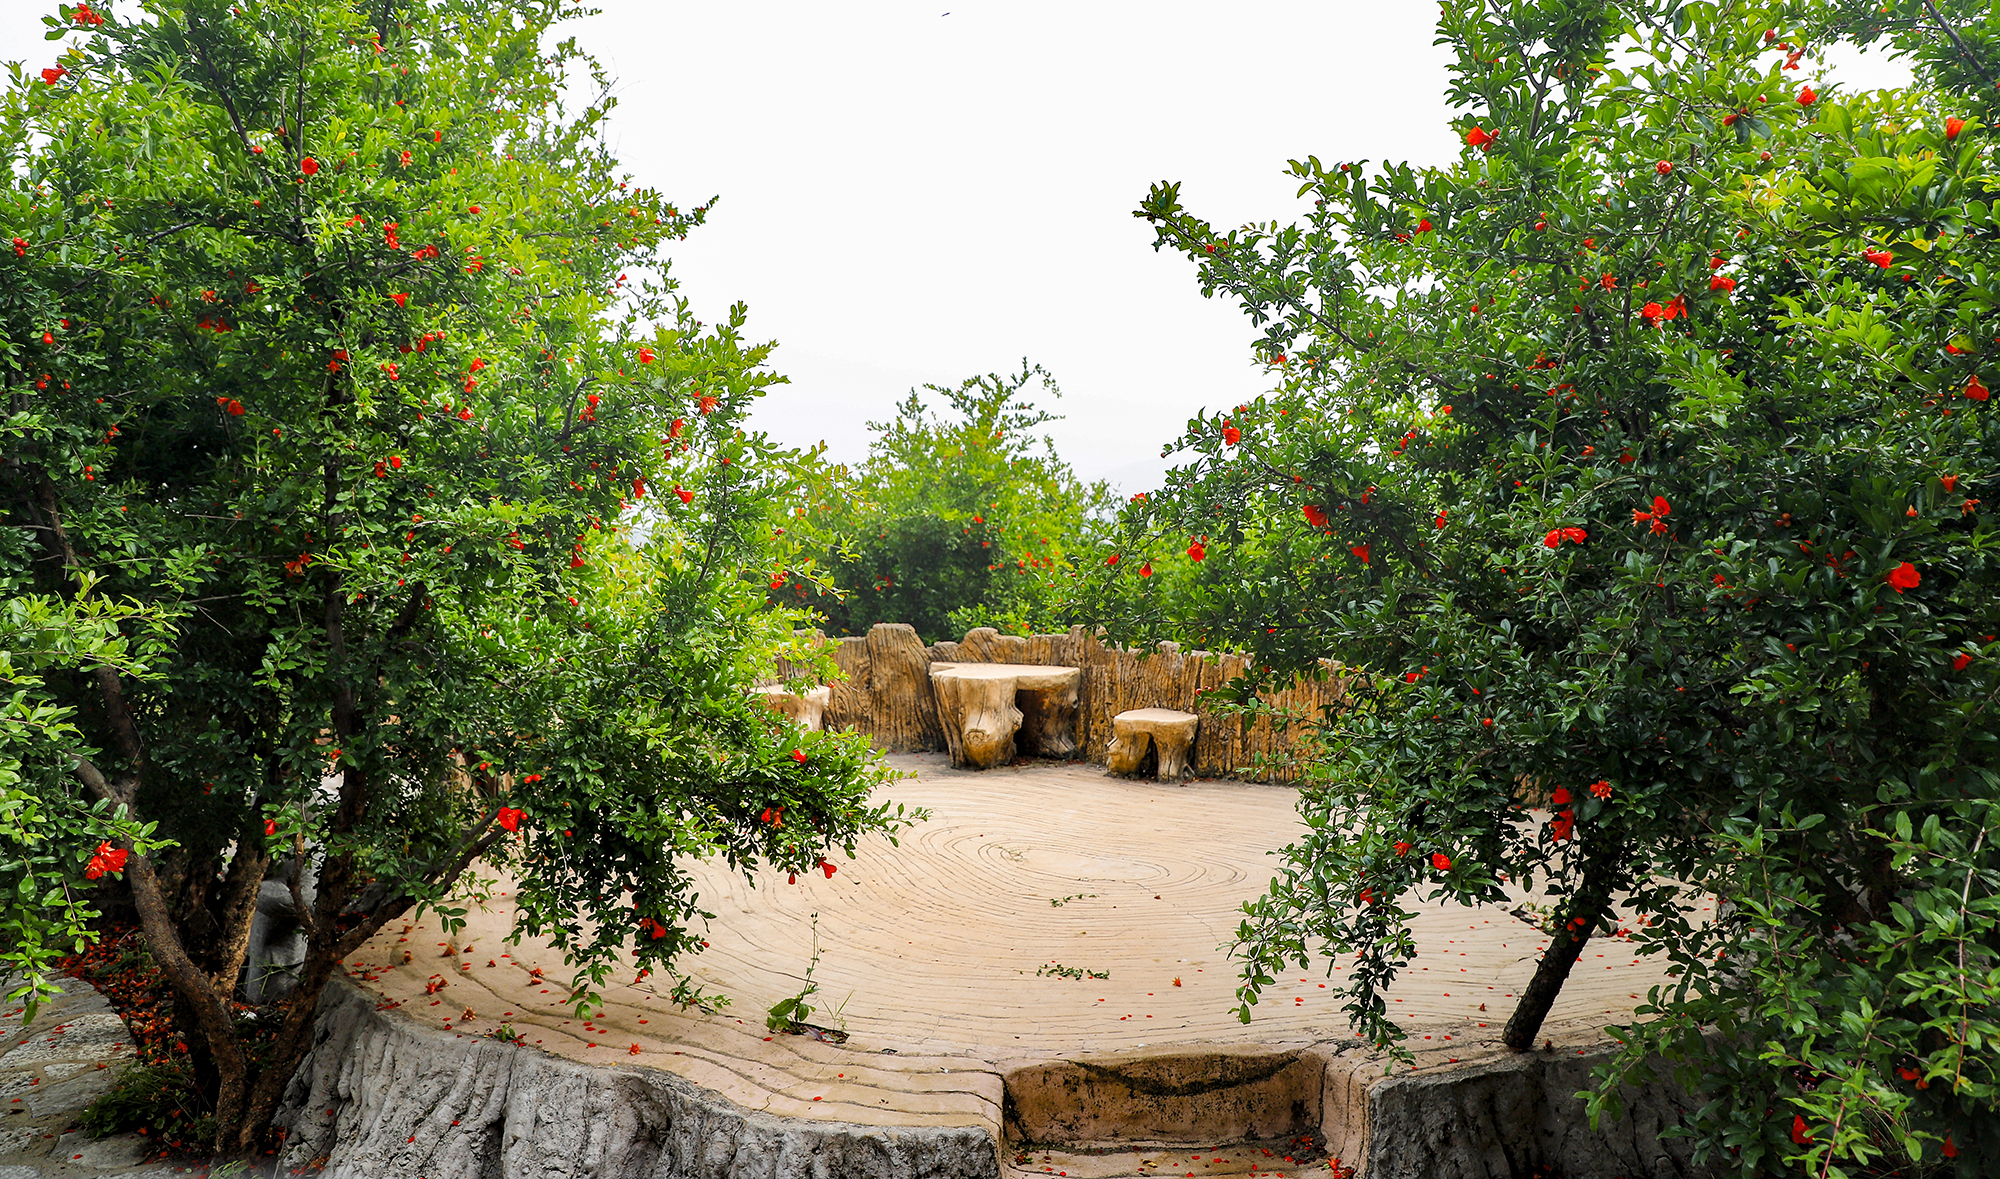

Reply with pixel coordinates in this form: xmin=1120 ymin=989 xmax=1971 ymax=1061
xmin=1967 ymin=374 xmax=1990 ymax=401
xmin=300 ymin=157 xmax=319 ymax=176
xmin=1187 ymin=540 xmax=1206 ymax=562
xmin=1886 ymin=562 xmax=1921 ymax=593
xmin=1709 ymin=275 xmax=1736 ymax=292
xmin=1863 ymin=249 xmax=1893 ymax=268
xmin=1797 ymin=85 xmax=1817 ymax=105
xmin=1947 ymin=117 xmax=1966 ymax=140
xmin=1350 ymin=543 xmax=1370 ymax=564
xmin=84 ymin=841 xmax=128 ymax=880
xmin=496 ymin=807 xmax=524 ymax=833
xmin=1431 ymin=852 xmax=1451 ymax=871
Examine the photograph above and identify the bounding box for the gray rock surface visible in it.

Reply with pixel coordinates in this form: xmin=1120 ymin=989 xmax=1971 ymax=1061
xmin=275 ymin=979 xmax=1002 ymax=1179
xmin=0 ymin=973 xmax=192 ymax=1177
xmin=1345 ymin=1046 xmax=1717 ymax=1179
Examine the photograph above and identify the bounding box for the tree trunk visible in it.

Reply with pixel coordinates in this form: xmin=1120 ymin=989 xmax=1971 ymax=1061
xmin=1502 ymin=848 xmax=1619 ymax=1051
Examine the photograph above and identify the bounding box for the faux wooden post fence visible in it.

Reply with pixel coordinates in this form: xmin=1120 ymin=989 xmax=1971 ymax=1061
xmin=778 ymin=624 xmax=1348 ymax=782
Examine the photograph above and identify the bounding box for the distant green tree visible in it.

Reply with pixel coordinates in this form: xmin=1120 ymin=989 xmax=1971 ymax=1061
xmin=777 ymin=363 xmax=1114 ymax=643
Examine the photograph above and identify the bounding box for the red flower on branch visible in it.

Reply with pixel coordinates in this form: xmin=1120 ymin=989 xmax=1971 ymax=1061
xmin=299 ymin=157 xmax=319 ymax=176
xmin=1863 ymin=249 xmax=1893 ymax=268
xmin=41 ymin=67 xmax=67 ymax=85
xmin=1223 ymin=424 xmax=1241 ymax=446
xmin=1967 ymin=374 xmax=1990 ymax=401
xmin=496 ymin=807 xmax=523 ymax=833
xmin=1551 ymin=787 xmax=1573 ymax=806
xmin=819 ymin=859 xmax=837 ymax=878
xmin=1796 ymin=85 xmax=1817 ymax=105
xmin=1709 ymin=275 xmax=1736 ymax=292
xmin=1394 ymin=841 xmax=1411 ymax=856
xmin=1431 ymin=852 xmax=1451 ymax=871
xmin=84 ymin=841 xmax=128 ymax=880
xmin=1589 ymin=780 xmax=1613 ymax=799
xmin=1302 ymin=504 xmax=1329 ymax=529
xmin=1187 ymin=539 xmax=1206 ymax=562
xmin=1464 ymin=126 xmax=1491 ymax=149
xmin=791 ymin=749 xmax=808 ymax=764
xmin=1791 ymin=1115 xmax=1812 ymax=1145
xmin=1947 ymin=117 xmax=1967 ymax=140
xmin=1886 ymin=562 xmax=1921 ymax=593
xmin=638 ymin=347 xmax=655 ymax=364
xmin=1350 ymin=543 xmax=1370 ymax=564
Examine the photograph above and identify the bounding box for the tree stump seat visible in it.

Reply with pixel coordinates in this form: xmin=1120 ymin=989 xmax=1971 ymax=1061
xmin=928 ymin=662 xmax=1080 ymax=769
xmin=1106 ymin=708 xmax=1200 ymax=781
xmin=756 ymin=684 xmax=832 ymax=731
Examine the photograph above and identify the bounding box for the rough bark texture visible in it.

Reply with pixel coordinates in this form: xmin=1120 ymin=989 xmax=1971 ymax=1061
xmin=796 ymin=625 xmax=1346 ymax=781
xmin=930 ymin=668 xmax=1022 ymax=769
xmin=1324 ymin=1045 xmax=1718 ymax=1179
xmin=1014 ymin=679 xmax=1078 ymax=759
xmin=1503 ymin=855 xmax=1618 ymax=1051
xmin=274 ymin=982 xmax=1711 ymax=1179
xmin=864 ymin=624 xmax=944 ymax=753
xmin=1003 ymin=1050 xmax=1322 ymax=1146
xmin=1105 ymin=709 xmax=1200 ymax=781
xmin=757 ymin=685 xmax=831 ymax=731
xmin=275 ymin=980 xmax=999 ymax=1179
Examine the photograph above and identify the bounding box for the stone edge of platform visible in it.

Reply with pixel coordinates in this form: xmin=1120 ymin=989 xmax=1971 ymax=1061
xmin=273 ymin=977 xmax=1001 ymax=1179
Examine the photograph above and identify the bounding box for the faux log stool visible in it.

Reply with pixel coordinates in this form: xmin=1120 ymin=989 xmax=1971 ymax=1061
xmin=1106 ymin=708 xmax=1200 ymax=781
xmin=756 ymin=684 xmax=832 ymax=731
xmin=928 ymin=663 xmax=1081 ymax=769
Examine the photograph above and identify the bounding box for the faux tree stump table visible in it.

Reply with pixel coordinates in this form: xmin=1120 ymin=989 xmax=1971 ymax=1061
xmin=1106 ymin=707 xmax=1200 ymax=781
xmin=757 ymin=684 xmax=832 ymax=731
xmin=928 ymin=662 xmax=1080 ymax=769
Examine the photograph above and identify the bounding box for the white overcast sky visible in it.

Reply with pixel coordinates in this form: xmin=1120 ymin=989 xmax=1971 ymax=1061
xmin=2 ymin=2 xmax=1912 ymax=491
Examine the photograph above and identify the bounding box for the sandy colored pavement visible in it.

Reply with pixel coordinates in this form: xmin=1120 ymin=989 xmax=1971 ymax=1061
xmin=342 ymin=754 xmax=1688 ymax=1137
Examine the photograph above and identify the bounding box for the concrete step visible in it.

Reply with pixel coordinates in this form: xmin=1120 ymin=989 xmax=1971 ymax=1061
xmin=1003 ymin=1135 xmax=1348 ymax=1179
